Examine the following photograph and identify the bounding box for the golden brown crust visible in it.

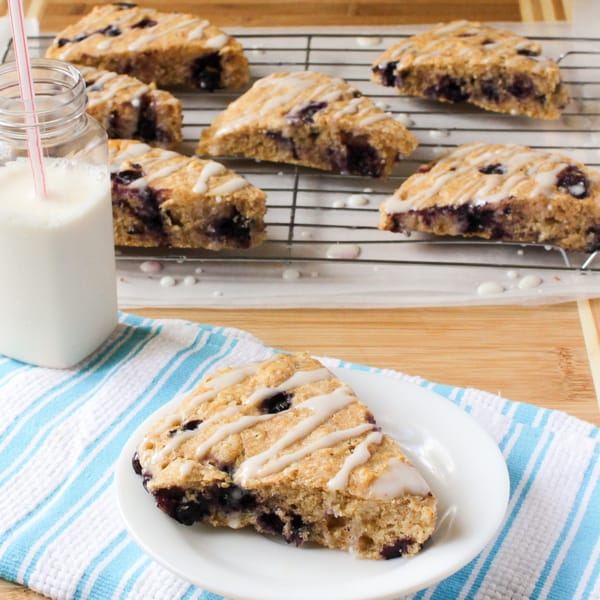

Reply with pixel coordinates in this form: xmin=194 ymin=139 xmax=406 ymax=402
xmin=379 ymin=143 xmax=600 ymax=251
xmin=372 ymin=20 xmax=569 ymax=119
xmin=197 ymin=71 xmax=418 ymax=178
xmin=78 ymin=65 xmax=182 ymax=149
xmin=46 ymin=4 xmax=249 ymax=90
xmin=109 ymin=139 xmax=266 ymax=250
xmin=135 ymin=353 xmax=437 ymax=559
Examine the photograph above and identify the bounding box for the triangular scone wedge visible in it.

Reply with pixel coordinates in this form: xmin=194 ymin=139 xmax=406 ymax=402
xmin=133 ymin=353 xmax=437 ymax=559
xmin=46 ymin=4 xmax=249 ymax=91
xmin=197 ymin=71 xmax=418 ymax=178
xmin=379 ymin=143 xmax=600 ymax=252
xmin=78 ymin=66 xmax=182 ymax=149
xmin=372 ymin=20 xmax=569 ymax=119
xmin=110 ymin=140 xmax=266 ymax=249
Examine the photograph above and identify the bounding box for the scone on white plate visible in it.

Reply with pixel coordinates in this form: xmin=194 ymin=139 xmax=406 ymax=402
xmin=133 ymin=353 xmax=437 ymax=559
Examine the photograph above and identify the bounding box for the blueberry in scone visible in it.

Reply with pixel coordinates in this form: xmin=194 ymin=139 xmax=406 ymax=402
xmin=379 ymin=143 xmax=600 ymax=251
xmin=110 ymin=139 xmax=266 ymax=250
xmin=197 ymin=71 xmax=418 ymax=178
xmin=372 ymin=20 xmax=569 ymax=119
xmin=79 ymin=65 xmax=182 ymax=149
xmin=46 ymin=3 xmax=249 ymax=91
xmin=133 ymin=353 xmax=437 ymax=559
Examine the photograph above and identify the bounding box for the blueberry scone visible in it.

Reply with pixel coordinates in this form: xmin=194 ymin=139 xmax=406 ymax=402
xmin=79 ymin=66 xmax=182 ymax=149
xmin=372 ymin=20 xmax=569 ymax=119
xmin=379 ymin=143 xmax=600 ymax=252
xmin=46 ymin=3 xmax=249 ymax=91
xmin=110 ymin=140 xmax=266 ymax=249
xmin=197 ymin=71 xmax=418 ymax=178
xmin=133 ymin=353 xmax=437 ymax=559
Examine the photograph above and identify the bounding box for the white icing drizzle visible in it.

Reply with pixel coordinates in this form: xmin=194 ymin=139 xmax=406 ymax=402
xmin=210 ymin=176 xmax=248 ymax=196
xmin=243 ymin=368 xmax=331 ymax=407
xmin=87 ymin=74 xmax=150 ymax=109
xmin=355 ymin=36 xmax=382 ymax=47
xmin=150 ymin=365 xmax=333 ymax=465
xmin=518 ymin=274 xmax=543 ymax=289
xmin=187 ymin=363 xmax=261 ymax=409
xmin=332 ymin=97 xmax=362 ymax=119
xmin=151 ymin=427 xmax=197 ymax=463
xmin=346 ymin=193 xmax=369 ymax=207
xmin=256 ymin=423 xmax=374 ymax=480
xmin=326 ymin=243 xmax=361 ymax=260
xmin=179 ymin=460 xmax=195 ymax=476
xmin=282 ymin=268 xmax=301 ymax=281
xmin=110 ymin=143 xmax=151 ymax=172
xmin=385 ymin=21 xmax=551 ymax=75
xmin=96 ymin=39 xmax=113 ymax=51
xmin=187 ymin=20 xmax=209 ymax=41
xmin=358 ymin=112 xmax=390 ymax=127
xmin=192 ymin=161 xmax=226 ymax=194
xmin=383 ymin=143 xmax=593 ymax=214
xmin=327 ymin=430 xmax=383 ymax=490
xmin=150 ymin=411 xmax=184 ymax=435
xmin=477 ymin=281 xmax=505 ymax=296
xmin=235 ymin=385 xmax=356 ymax=484
xmin=87 ymin=70 xmax=118 ymax=88
xmin=128 ymin=16 xmax=199 ymax=51
xmin=367 ymin=457 xmax=431 ymax=497
xmin=58 ymin=8 xmax=153 ymax=59
xmin=205 ymin=33 xmax=229 ymax=49
xmin=129 ymin=163 xmax=185 ymax=189
xmin=411 ymin=39 xmax=457 ymax=65
xmin=213 ymin=72 xmax=386 ymax=138
xmin=194 ymin=413 xmax=276 ymax=459
xmin=432 ymin=19 xmax=470 ymax=36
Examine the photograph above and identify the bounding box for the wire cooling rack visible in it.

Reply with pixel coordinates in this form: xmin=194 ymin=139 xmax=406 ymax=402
xmin=3 ymin=31 xmax=600 ymax=279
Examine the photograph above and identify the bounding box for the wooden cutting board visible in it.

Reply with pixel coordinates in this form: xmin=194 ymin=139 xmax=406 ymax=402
xmin=6 ymin=0 xmax=570 ymax=30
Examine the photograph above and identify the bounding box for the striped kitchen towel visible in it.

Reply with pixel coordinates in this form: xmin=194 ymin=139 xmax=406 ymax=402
xmin=0 ymin=312 xmax=599 ymax=600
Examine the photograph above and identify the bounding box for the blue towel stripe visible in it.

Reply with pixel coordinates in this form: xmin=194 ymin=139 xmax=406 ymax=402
xmin=73 ymin=530 xmax=130 ymax=600
xmin=81 ymin=539 xmax=148 ymax=600
xmin=0 ymin=321 xmax=159 ymax=554
xmin=116 ymin=556 xmax=153 ymax=600
xmin=0 ymin=319 xmax=148 ymax=465
xmin=456 ymin=429 xmax=555 ymax=599
xmin=531 ymin=439 xmax=600 ymax=598
xmin=0 ymin=322 xmax=161 ymax=545
xmin=180 ymin=585 xmax=199 ymax=600
xmin=14 ymin=327 xmax=243 ymax=588
xmin=13 ymin=326 xmax=214 ymax=581
xmin=546 ymin=444 xmax=600 ymax=600
xmin=414 ymin=418 xmax=525 ymax=600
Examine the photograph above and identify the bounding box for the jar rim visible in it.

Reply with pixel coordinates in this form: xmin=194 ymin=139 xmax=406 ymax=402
xmin=0 ymin=58 xmax=86 ymax=122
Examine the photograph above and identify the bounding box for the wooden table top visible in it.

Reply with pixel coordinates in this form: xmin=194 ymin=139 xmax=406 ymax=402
xmin=1 ymin=0 xmax=595 ymax=599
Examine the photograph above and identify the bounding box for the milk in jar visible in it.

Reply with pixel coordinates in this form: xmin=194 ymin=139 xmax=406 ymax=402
xmin=0 ymin=59 xmax=117 ymax=368
xmin=0 ymin=158 xmax=117 ymax=367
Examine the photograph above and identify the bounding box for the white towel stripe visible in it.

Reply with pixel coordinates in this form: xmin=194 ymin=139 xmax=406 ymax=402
xmin=80 ymin=535 xmax=132 ymax=600
xmin=538 ymin=446 xmax=600 ymax=598
xmin=457 ymin=426 xmax=552 ymax=600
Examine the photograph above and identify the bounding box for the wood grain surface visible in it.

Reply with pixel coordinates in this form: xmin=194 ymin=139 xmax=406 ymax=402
xmin=0 ymin=0 xmax=592 ymax=599
xmin=1 ymin=0 xmax=571 ymax=29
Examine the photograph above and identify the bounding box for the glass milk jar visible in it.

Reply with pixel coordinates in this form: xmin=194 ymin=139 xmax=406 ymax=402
xmin=0 ymin=59 xmax=117 ymax=368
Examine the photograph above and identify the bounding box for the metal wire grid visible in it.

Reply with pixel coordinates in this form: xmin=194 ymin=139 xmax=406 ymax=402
xmin=4 ymin=32 xmax=600 ymax=272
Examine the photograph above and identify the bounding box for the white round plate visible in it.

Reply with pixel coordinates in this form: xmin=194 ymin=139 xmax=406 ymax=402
xmin=115 ymin=368 xmax=509 ymax=600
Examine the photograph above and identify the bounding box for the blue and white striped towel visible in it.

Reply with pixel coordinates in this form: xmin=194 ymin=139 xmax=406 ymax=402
xmin=0 ymin=312 xmax=599 ymax=600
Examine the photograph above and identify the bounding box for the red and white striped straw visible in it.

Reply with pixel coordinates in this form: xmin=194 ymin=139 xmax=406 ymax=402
xmin=7 ymin=0 xmax=47 ymax=198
